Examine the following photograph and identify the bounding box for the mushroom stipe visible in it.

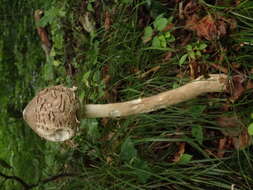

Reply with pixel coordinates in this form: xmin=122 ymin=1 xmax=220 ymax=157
xmin=23 ymin=74 xmax=228 ymax=142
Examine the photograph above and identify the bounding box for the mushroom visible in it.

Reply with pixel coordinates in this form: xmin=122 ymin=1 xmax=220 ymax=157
xmin=23 ymin=74 xmax=228 ymax=142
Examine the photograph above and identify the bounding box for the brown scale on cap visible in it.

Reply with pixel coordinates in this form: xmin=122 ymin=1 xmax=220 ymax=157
xmin=23 ymin=85 xmax=80 ymax=142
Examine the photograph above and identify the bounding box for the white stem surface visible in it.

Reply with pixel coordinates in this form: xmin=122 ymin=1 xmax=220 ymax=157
xmin=84 ymin=74 xmax=228 ymax=118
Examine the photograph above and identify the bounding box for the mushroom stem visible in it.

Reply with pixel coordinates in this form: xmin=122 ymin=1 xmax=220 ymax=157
xmin=84 ymin=74 xmax=228 ymax=118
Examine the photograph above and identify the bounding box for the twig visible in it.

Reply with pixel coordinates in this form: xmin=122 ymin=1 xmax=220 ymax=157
xmin=0 ymin=171 xmax=78 ymax=189
xmin=0 ymin=172 xmax=30 ymax=189
xmin=34 ymin=9 xmax=51 ymax=57
xmin=39 ymin=173 xmax=78 ymax=185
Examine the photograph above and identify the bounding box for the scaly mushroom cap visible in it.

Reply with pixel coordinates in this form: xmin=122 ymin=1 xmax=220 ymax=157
xmin=23 ymin=85 xmax=80 ymax=142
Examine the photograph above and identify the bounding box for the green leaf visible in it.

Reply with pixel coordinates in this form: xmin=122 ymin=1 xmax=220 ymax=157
xmin=143 ymin=26 xmax=153 ymax=42
xmin=158 ymin=35 xmax=167 ymax=48
xmin=179 ymin=54 xmax=188 ymax=65
xmin=152 ymin=36 xmax=161 ymax=48
xmin=186 ymin=45 xmax=192 ymax=51
xmin=53 ymin=60 xmax=61 ymax=66
xmin=121 ymin=0 xmax=133 ymax=4
xmin=178 ymin=154 xmax=192 ymax=164
xmin=196 ymin=50 xmax=202 ymax=57
xmin=198 ymin=43 xmax=207 ymax=50
xmin=248 ymin=123 xmax=253 ymax=135
xmin=192 ymin=125 xmax=203 ymax=145
xmin=87 ymin=3 xmax=94 ymax=12
xmin=82 ymin=71 xmax=91 ymax=87
xmin=154 ymin=17 xmax=168 ymax=31
xmin=164 ymin=31 xmax=171 ymax=39
xmin=120 ymin=137 xmax=137 ymax=162
xmin=38 ymin=8 xmax=59 ymax=27
xmin=189 ymin=51 xmax=196 ymax=60
xmin=132 ymin=159 xmax=151 ymax=183
xmin=43 ymin=63 xmax=54 ymax=81
xmin=0 ymin=158 xmax=12 ymax=169
xmin=250 ymin=113 xmax=253 ymax=119
xmin=189 ymin=105 xmax=206 ymax=118
xmin=167 ymin=35 xmax=175 ymax=42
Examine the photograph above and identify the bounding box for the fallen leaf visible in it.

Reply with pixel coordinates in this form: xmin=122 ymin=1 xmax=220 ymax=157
xmin=220 ymin=102 xmax=231 ymax=112
xmin=102 ymin=75 xmax=111 ymax=86
xmin=162 ymin=23 xmax=174 ymax=32
xmin=101 ymin=118 xmax=109 ymax=126
xmin=172 ymin=142 xmax=186 ymax=162
xmin=79 ymin=12 xmax=96 ymax=33
xmin=217 ymin=116 xmax=243 ymax=137
xmin=185 ymin=14 xmax=199 ymax=31
xmin=104 ymin=11 xmax=111 ymax=31
xmin=217 ymin=20 xmax=227 ymax=37
xmin=139 ymin=66 xmax=160 ymax=79
xmin=229 ymin=75 xmax=246 ymax=102
xmin=142 ymin=26 xmax=153 ymax=44
xmin=232 ymin=128 xmax=252 ymax=149
xmin=185 ymin=14 xmax=236 ymax=40
xmin=235 ymin=0 xmax=241 ymax=6
xmin=163 ymin=52 xmax=173 ymax=61
xmin=34 ymin=9 xmax=51 ymax=56
xmin=106 ymin=156 xmax=113 ymax=164
xmin=183 ymin=1 xmax=199 ymax=17
xmin=196 ymin=15 xmax=217 ymax=40
xmin=217 ymin=138 xmax=227 ymax=158
xmin=217 ymin=116 xmax=251 ymax=150
xmin=246 ymin=80 xmax=253 ymax=90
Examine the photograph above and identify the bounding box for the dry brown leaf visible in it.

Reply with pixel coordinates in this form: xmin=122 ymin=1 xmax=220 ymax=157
xmin=196 ymin=15 xmax=217 ymax=40
xmin=102 ymin=75 xmax=111 ymax=86
xmin=235 ymin=0 xmax=241 ymax=5
xmin=217 ymin=116 xmax=243 ymax=137
xmin=220 ymin=102 xmax=231 ymax=112
xmin=217 ymin=116 xmax=251 ymax=150
xmin=232 ymin=128 xmax=252 ymax=149
xmin=172 ymin=143 xmax=186 ymax=162
xmin=101 ymin=118 xmax=109 ymax=126
xmin=106 ymin=156 xmax=113 ymax=164
xmin=246 ymin=80 xmax=253 ymax=90
xmin=142 ymin=35 xmax=153 ymax=44
xmin=139 ymin=66 xmax=160 ymax=79
xmin=34 ymin=10 xmax=51 ymax=55
xmin=104 ymin=11 xmax=111 ymax=31
xmin=183 ymin=1 xmax=199 ymax=17
xmin=217 ymin=138 xmax=227 ymax=158
xmin=162 ymin=23 xmax=174 ymax=32
xmin=185 ymin=14 xmax=199 ymax=31
xmin=229 ymin=75 xmax=246 ymax=102
xmin=217 ymin=20 xmax=227 ymax=37
xmin=163 ymin=52 xmax=173 ymax=61
xmin=185 ymin=14 xmax=236 ymax=40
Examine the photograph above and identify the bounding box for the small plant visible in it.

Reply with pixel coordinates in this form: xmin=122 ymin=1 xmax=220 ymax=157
xmin=248 ymin=113 xmax=253 ymax=135
xmin=179 ymin=41 xmax=208 ymax=65
xmin=143 ymin=15 xmax=175 ymax=49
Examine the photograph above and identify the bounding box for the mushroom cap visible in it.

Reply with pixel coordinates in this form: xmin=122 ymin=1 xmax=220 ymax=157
xmin=23 ymin=85 xmax=80 ymax=142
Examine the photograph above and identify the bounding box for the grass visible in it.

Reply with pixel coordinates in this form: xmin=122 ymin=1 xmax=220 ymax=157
xmin=1 ymin=0 xmax=253 ymax=189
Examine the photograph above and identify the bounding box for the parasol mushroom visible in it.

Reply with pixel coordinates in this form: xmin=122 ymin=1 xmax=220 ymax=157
xmin=23 ymin=74 xmax=228 ymax=142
